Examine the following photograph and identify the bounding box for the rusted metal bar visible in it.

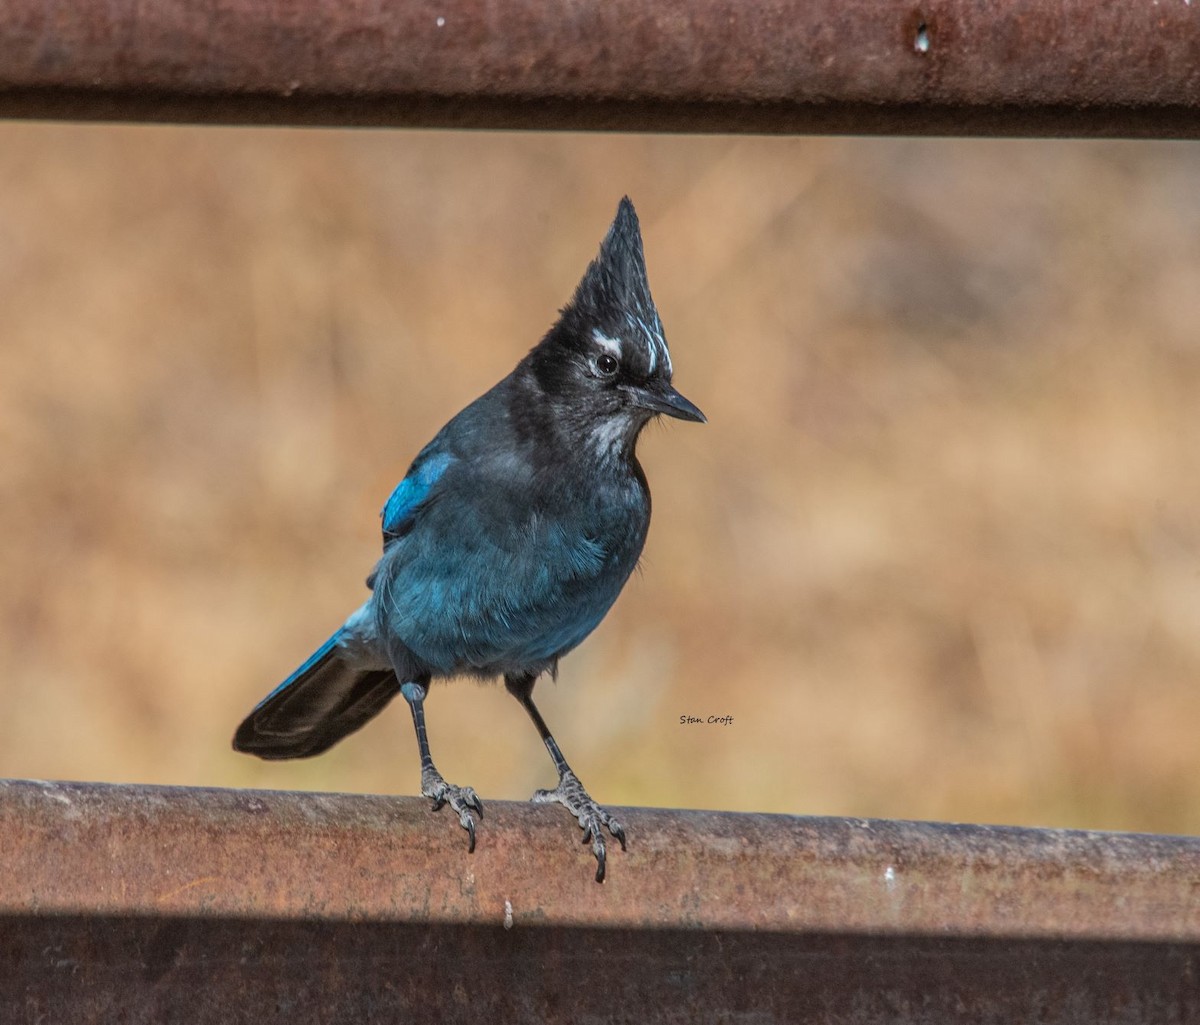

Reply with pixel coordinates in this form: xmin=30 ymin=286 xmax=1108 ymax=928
xmin=2 ymin=779 xmax=1199 ymax=1023
xmin=2 ymin=0 xmax=1199 ymax=136
xmin=4 ymin=777 xmax=1200 ymax=936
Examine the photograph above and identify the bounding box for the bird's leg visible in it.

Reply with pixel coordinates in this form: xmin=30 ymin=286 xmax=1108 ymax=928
xmin=400 ymin=679 xmax=483 ymax=852
xmin=505 ymin=673 xmax=626 ymax=883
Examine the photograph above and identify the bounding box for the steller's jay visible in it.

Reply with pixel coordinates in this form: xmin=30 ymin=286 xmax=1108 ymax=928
xmin=233 ymin=197 xmax=704 ymax=882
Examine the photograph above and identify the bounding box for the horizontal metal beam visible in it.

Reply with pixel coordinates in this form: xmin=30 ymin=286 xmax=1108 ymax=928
xmin=2 ymin=0 xmax=1200 ymax=136
xmin=3 ymin=779 xmax=1200 ymax=1023
xmin=4 ymin=777 xmax=1200 ymax=937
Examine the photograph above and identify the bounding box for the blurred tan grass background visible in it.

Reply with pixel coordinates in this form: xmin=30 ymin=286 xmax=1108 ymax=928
xmin=2 ymin=124 xmax=1200 ymax=833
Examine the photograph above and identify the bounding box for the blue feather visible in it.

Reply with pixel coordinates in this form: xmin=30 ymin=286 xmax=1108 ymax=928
xmin=382 ymin=450 xmax=454 ymax=544
xmin=255 ymin=630 xmax=342 ymax=708
xmin=234 ymin=618 xmax=398 ymax=759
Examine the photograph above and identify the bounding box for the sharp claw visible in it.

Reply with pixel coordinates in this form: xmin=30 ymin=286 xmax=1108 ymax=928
xmin=529 ymin=772 xmax=624 ymax=882
xmin=422 ymin=774 xmax=481 ymax=853
xmin=611 ymin=822 xmax=627 ymax=851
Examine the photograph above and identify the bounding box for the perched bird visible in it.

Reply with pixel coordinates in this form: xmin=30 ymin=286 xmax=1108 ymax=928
xmin=233 ymin=197 xmax=704 ymax=882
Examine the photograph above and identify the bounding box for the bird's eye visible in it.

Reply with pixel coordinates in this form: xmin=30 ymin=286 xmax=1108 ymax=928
xmin=594 ymin=353 xmax=619 ymax=377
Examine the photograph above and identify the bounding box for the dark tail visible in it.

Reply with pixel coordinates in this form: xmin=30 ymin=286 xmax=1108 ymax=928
xmin=233 ymin=631 xmax=400 ymax=760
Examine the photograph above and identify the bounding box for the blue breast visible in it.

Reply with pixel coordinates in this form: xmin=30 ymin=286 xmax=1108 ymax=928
xmin=373 ymin=479 xmax=648 ymax=676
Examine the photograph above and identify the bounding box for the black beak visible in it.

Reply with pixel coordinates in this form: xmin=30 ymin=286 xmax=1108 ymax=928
xmin=633 ymin=382 xmax=707 ymax=423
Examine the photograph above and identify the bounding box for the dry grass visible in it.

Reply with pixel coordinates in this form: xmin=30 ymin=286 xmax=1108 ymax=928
xmin=2 ymin=124 xmax=1199 ymax=834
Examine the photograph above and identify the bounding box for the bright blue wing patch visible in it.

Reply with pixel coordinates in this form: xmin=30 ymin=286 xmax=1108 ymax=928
xmin=381 ymin=451 xmax=454 ymax=545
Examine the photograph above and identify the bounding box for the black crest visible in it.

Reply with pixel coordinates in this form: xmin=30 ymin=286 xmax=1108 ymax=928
xmin=540 ymin=196 xmax=670 ymax=381
xmin=566 ymin=197 xmax=656 ymax=325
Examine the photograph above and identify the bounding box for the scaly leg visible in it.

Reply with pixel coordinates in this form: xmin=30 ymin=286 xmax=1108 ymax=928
xmin=505 ymin=672 xmax=626 ymax=882
xmin=401 ymin=679 xmax=483 ymax=852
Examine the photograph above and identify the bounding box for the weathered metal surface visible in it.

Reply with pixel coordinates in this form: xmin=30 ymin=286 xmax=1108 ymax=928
xmin=5 ymin=922 xmax=1197 ymax=1024
xmin=3 ymin=779 xmax=1199 ymax=1022
xmin=2 ymin=778 xmax=1199 ymax=937
xmin=1 ymin=0 xmax=1199 ymax=136
xmin=1 ymin=777 xmax=1198 ymax=934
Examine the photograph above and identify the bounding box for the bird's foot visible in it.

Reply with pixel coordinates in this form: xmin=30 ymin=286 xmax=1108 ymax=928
xmin=421 ymin=765 xmax=483 ymax=853
xmin=532 ymin=769 xmax=626 ymax=883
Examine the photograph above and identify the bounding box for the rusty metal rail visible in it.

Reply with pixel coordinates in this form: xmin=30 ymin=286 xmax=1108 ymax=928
xmin=3 ymin=0 xmax=1200 ymax=136
xmin=2 ymin=778 xmax=1199 ymax=1022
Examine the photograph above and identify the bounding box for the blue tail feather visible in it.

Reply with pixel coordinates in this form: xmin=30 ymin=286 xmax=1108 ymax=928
xmin=233 ymin=630 xmax=399 ymax=760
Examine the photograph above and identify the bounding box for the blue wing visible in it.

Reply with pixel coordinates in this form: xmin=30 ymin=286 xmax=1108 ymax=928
xmin=381 ymin=449 xmax=454 ymax=547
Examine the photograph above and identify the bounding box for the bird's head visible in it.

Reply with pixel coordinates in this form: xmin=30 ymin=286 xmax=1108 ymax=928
xmin=527 ymin=197 xmax=705 ymax=455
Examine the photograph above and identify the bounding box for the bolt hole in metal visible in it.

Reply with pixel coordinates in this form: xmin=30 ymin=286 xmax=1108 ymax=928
xmin=914 ymin=19 xmax=930 ymax=53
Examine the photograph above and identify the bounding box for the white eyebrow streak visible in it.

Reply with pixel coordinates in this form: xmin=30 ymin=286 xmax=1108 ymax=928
xmin=625 ymin=311 xmax=672 ymax=376
xmin=591 ymin=329 xmax=623 ymax=357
